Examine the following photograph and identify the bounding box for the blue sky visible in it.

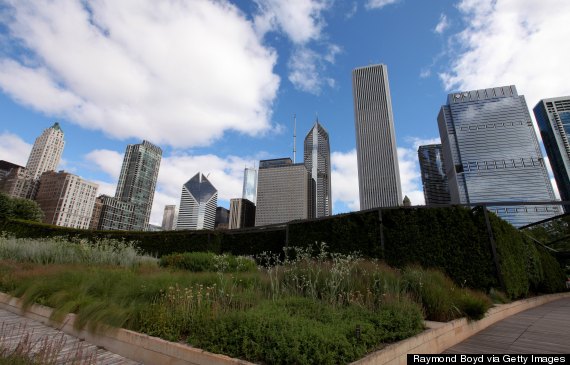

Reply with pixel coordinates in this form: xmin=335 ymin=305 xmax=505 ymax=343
xmin=0 ymin=0 xmax=569 ymax=225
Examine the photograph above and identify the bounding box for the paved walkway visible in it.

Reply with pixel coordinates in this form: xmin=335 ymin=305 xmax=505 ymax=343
xmin=0 ymin=308 xmax=140 ymax=364
xmin=444 ymin=297 xmax=570 ymax=354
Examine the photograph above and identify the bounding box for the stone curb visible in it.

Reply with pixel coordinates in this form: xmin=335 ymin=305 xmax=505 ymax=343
xmin=0 ymin=292 xmax=254 ymax=365
xmin=350 ymin=292 xmax=570 ymax=365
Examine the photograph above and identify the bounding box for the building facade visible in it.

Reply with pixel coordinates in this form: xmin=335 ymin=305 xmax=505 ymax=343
xmin=89 ymin=196 xmax=104 ymax=230
xmin=228 ymin=198 xmax=256 ymax=229
xmin=418 ymin=144 xmax=451 ymax=205
xmin=304 ymin=121 xmax=332 ymax=218
xmin=438 ymin=85 xmax=558 ymax=226
xmin=255 ymin=158 xmax=311 ymax=226
xmin=352 ymin=64 xmax=402 ymax=209
xmin=35 ymin=171 xmax=98 ymax=229
xmin=96 ymin=195 xmax=137 ymax=231
xmin=98 ymin=140 xmax=162 ymax=231
xmin=161 ymin=205 xmax=177 ymax=230
xmin=242 ymin=167 xmax=258 ymax=204
xmin=176 ymin=173 xmax=217 ymax=230
xmin=533 ymin=96 xmax=570 ymax=209
xmin=0 ymin=161 xmax=29 ymax=198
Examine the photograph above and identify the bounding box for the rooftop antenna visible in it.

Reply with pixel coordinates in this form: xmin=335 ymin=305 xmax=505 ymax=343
xmin=293 ymin=113 xmax=297 ymax=163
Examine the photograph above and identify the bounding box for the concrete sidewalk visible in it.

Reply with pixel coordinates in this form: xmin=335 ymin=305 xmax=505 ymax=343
xmin=444 ymin=297 xmax=570 ymax=354
xmin=0 ymin=308 xmax=140 ymax=364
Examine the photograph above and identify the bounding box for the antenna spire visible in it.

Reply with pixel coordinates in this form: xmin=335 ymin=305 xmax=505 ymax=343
xmin=293 ymin=113 xmax=297 ymax=163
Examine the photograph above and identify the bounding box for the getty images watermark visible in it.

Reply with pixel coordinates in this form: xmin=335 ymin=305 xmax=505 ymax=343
xmin=408 ymin=355 xmax=569 ymax=365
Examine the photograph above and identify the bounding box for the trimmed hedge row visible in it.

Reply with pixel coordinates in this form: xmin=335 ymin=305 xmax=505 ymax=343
xmin=0 ymin=205 xmax=566 ymax=297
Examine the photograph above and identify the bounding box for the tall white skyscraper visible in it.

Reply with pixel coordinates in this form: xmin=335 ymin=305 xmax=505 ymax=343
xmin=26 ymin=122 xmax=65 ymax=180
xmin=177 ymin=173 xmax=218 ymax=230
xmin=352 ymin=64 xmax=402 ymax=209
xmin=242 ymin=167 xmax=257 ymax=204
xmin=304 ymin=120 xmax=332 ymax=217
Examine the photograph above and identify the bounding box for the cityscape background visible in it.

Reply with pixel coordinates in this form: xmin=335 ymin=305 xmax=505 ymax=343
xmin=1 ymin=0 xmax=569 ymax=226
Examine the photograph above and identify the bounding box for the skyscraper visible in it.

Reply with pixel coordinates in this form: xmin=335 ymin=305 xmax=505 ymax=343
xmin=97 ymin=140 xmax=162 ymax=231
xmin=352 ymin=64 xmax=402 ymax=209
xmin=176 ymin=173 xmax=218 ymax=230
xmin=533 ymin=96 xmax=570 ymax=208
xmin=438 ymin=85 xmax=558 ymax=227
xmin=35 ymin=171 xmax=98 ymax=229
xmin=255 ymin=158 xmax=311 ymax=226
xmin=26 ymin=122 xmax=65 ymax=181
xmin=161 ymin=205 xmax=177 ymax=230
xmin=304 ymin=120 xmax=332 ymax=218
xmin=242 ymin=167 xmax=258 ymax=204
xmin=418 ymin=144 xmax=451 ymax=205
xmin=4 ymin=122 xmax=65 ymax=199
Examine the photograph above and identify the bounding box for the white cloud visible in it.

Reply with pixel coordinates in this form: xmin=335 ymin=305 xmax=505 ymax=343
xmin=0 ymin=0 xmax=280 ymax=148
xmin=288 ymin=45 xmax=340 ymax=94
xmin=288 ymin=47 xmax=322 ymax=94
xmin=440 ymin=0 xmax=570 ymax=110
xmin=0 ymin=131 xmax=32 ymax=166
xmin=345 ymin=2 xmax=358 ymax=19
xmin=365 ymin=0 xmax=400 ymax=10
xmin=434 ymin=14 xmax=449 ymax=34
xmin=253 ymin=0 xmax=331 ymax=44
xmin=85 ymin=149 xmax=123 ymax=179
xmin=331 ymin=149 xmax=360 ymax=211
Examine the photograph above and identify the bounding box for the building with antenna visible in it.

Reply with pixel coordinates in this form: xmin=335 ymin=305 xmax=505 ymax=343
xmin=176 ymin=172 xmax=218 ymax=230
xmin=304 ymin=119 xmax=332 ymax=217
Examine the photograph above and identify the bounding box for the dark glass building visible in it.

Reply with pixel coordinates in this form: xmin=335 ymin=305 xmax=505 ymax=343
xmin=418 ymin=144 xmax=451 ymax=205
xmin=533 ymin=96 xmax=570 ymax=210
xmin=438 ymin=85 xmax=558 ymax=227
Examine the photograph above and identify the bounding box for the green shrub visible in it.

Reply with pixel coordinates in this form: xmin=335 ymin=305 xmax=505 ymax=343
xmin=402 ymin=266 xmax=491 ymax=321
xmin=159 ymin=252 xmax=257 ymax=273
xmin=187 ymin=297 xmax=423 ymax=365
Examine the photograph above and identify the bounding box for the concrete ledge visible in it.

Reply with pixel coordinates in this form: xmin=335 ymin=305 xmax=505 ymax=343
xmin=0 ymin=292 xmax=254 ymax=365
xmin=351 ymin=292 xmax=570 ymax=365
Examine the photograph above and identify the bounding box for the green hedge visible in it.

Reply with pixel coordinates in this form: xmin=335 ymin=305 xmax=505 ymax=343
xmin=1 ymin=205 xmax=566 ymax=297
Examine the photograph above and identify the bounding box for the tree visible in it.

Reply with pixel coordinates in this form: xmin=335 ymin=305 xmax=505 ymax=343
xmin=403 ymin=195 xmax=411 ymax=207
xmin=0 ymin=192 xmax=13 ymax=218
xmin=11 ymin=197 xmax=44 ymax=222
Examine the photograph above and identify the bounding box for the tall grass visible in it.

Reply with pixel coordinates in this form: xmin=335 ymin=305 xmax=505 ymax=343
xmin=0 ymin=234 xmax=157 ymax=268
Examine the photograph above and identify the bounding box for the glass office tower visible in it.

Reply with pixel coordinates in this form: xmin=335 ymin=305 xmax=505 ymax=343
xmin=438 ymin=85 xmax=558 ymax=227
xmin=418 ymin=144 xmax=451 ymax=205
xmin=534 ymin=96 xmax=570 ymax=210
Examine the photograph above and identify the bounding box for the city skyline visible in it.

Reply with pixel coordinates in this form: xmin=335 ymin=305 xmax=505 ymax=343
xmin=0 ymin=1 xmax=569 ymax=225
